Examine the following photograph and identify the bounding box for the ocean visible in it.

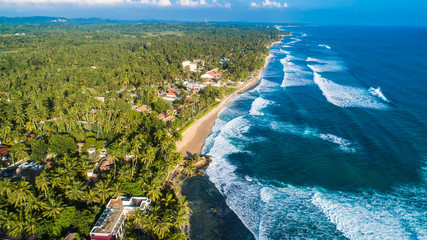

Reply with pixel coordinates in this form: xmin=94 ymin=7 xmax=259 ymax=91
xmin=201 ymin=26 xmax=427 ymax=239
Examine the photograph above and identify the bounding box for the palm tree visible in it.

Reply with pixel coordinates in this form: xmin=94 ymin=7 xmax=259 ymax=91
xmin=131 ymin=136 xmax=144 ymax=177
xmin=24 ymin=214 xmax=39 ymax=236
xmin=118 ymin=135 xmax=128 ymax=157
xmin=7 ymin=217 xmax=26 ymax=237
xmin=25 ymin=196 xmax=44 ymax=214
xmin=117 ymin=165 xmax=132 ymax=182
xmin=110 ymin=182 xmax=124 ymax=198
xmin=0 ymin=178 xmax=15 ymax=199
xmin=35 ymin=172 xmax=50 ymax=199
xmin=85 ymin=189 xmax=99 ymax=206
xmin=9 ymin=180 xmax=34 ymax=208
xmin=146 ymin=184 xmax=162 ymax=202
xmin=141 ymin=146 xmax=156 ymax=168
xmin=42 ymin=198 xmax=65 ymax=219
xmin=94 ymin=180 xmax=112 ymax=204
xmin=142 ymin=213 xmax=159 ymax=236
xmin=131 ymin=209 xmax=146 ymax=229
xmin=65 ymin=181 xmax=85 ymax=201
xmin=161 ymin=193 xmax=176 ymax=208
xmin=11 ymin=142 xmax=29 ymax=164
xmin=154 ymin=220 xmax=172 ymax=239
xmin=174 ymin=211 xmax=189 ymax=232
xmin=176 ymin=196 xmax=191 ymax=215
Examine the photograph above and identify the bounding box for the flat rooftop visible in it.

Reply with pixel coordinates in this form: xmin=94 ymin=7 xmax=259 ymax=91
xmin=91 ymin=208 xmax=124 ymax=234
xmin=91 ymin=196 xmax=151 ymax=235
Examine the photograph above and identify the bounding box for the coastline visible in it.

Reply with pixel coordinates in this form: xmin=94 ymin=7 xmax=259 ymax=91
xmin=176 ymin=39 xmax=282 ymax=157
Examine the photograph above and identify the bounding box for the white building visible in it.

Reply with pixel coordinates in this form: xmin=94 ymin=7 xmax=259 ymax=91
xmin=182 ymin=60 xmax=198 ymax=72
xmin=90 ymin=196 xmax=151 ymax=240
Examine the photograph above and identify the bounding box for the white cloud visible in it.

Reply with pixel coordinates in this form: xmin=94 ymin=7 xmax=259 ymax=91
xmin=0 ymin=0 xmax=236 ymax=7
xmin=176 ymin=0 xmax=228 ymax=8
xmin=250 ymin=0 xmax=288 ymax=8
xmin=176 ymin=0 xmax=198 ymax=6
xmin=1 ymin=0 xmax=171 ymax=6
xmin=2 ymin=0 xmax=122 ymax=3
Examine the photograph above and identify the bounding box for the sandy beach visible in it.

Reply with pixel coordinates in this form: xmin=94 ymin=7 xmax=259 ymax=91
xmin=177 ymin=40 xmax=282 ymax=157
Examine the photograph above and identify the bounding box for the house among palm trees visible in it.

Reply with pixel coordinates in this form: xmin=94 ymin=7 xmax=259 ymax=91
xmin=90 ymin=196 xmax=151 ymax=240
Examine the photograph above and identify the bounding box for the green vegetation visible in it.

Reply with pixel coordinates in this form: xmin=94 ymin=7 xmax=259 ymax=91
xmin=0 ymin=22 xmax=282 ymax=239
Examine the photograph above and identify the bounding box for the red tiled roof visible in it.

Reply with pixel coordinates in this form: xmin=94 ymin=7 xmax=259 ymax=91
xmin=166 ymin=90 xmax=176 ymax=96
xmin=207 ymin=71 xmax=217 ymax=77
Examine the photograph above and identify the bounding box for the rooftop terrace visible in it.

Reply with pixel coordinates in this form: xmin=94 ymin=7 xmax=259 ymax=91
xmin=90 ymin=196 xmax=151 ymax=236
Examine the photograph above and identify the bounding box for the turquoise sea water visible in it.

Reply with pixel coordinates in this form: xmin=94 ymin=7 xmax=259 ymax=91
xmin=201 ymin=26 xmax=427 ymax=239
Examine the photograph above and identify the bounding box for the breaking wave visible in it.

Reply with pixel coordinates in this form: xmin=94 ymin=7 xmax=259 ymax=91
xmin=310 ymin=71 xmax=389 ymax=109
xmin=269 ymin=120 xmax=357 ymax=153
xmin=312 ymin=185 xmax=427 ymax=240
xmin=306 ymin=57 xmax=346 ymax=72
xmin=369 ymin=87 xmax=390 ymax=102
xmin=319 ymin=133 xmax=356 ymax=152
xmin=249 ymin=97 xmax=274 ymax=116
xmin=280 ymin=58 xmax=313 ymax=87
xmin=319 ymin=44 xmax=332 ymax=49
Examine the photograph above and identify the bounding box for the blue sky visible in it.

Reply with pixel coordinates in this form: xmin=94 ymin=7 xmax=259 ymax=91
xmin=0 ymin=0 xmax=426 ymax=25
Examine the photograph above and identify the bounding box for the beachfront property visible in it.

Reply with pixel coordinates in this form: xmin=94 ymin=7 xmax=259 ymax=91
xmin=90 ymin=196 xmax=151 ymax=240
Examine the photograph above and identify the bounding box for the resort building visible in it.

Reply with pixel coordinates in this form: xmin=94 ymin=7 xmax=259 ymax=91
xmin=162 ymin=88 xmax=178 ymax=101
xmin=201 ymin=68 xmax=221 ymax=80
xmin=90 ymin=196 xmax=151 ymax=240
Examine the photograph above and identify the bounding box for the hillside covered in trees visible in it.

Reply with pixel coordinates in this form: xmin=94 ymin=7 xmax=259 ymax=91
xmin=0 ymin=21 xmax=282 ymax=239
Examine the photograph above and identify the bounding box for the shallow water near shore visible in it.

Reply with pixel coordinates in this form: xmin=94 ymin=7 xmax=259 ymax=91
xmin=200 ymin=26 xmax=427 ymax=239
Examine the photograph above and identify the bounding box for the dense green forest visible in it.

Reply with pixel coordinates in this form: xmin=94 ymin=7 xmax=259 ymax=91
xmin=0 ymin=22 xmax=282 ymax=239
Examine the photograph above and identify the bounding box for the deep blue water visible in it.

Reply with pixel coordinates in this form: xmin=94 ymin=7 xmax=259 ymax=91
xmin=201 ymin=26 xmax=427 ymax=239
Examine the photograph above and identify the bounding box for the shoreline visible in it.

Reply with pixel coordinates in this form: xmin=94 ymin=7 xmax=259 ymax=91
xmin=176 ymin=39 xmax=282 ymax=157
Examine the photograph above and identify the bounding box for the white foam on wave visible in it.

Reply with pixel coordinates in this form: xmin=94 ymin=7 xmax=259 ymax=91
xmin=301 ymin=33 xmax=308 ymax=37
xmin=280 ymin=58 xmax=313 ymax=87
xmin=258 ymin=181 xmax=427 ymax=240
xmin=258 ymin=185 xmax=348 ymax=240
xmin=312 ymin=185 xmax=427 ymax=240
xmin=319 ymin=133 xmax=356 ymax=152
xmin=249 ymin=78 xmax=280 ymax=94
xmin=284 ymin=54 xmax=301 ymax=61
xmin=369 ymin=87 xmax=390 ymax=102
xmin=319 ymin=44 xmax=332 ymax=49
xmin=306 ymin=57 xmax=345 ymax=72
xmin=269 ymin=120 xmax=357 ymax=153
xmin=206 ymin=118 xmax=426 ymax=240
xmin=279 ymin=48 xmax=291 ymax=54
xmin=206 ymin=116 xmax=264 ymax=238
xmin=287 ymin=38 xmax=302 ymax=45
xmin=249 ymin=97 xmax=273 ymax=116
xmin=310 ymin=71 xmax=389 ymax=109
